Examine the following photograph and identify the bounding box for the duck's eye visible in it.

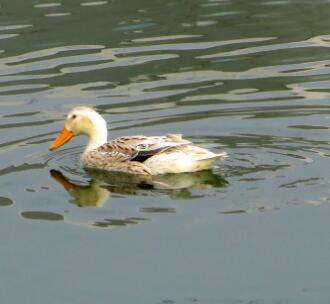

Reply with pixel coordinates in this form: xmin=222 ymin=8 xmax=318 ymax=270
xmin=71 ymin=114 xmax=77 ymax=119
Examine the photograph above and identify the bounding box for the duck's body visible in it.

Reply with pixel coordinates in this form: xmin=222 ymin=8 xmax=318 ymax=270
xmin=50 ymin=106 xmax=227 ymax=175
xmin=81 ymin=134 xmax=226 ymax=175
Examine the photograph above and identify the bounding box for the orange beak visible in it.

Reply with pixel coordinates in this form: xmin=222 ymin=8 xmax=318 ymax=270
xmin=49 ymin=127 xmax=73 ymax=151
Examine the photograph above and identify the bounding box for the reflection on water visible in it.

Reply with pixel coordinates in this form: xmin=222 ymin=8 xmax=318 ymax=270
xmin=0 ymin=196 xmax=13 ymax=206
xmin=21 ymin=211 xmax=148 ymax=228
xmin=17 ymin=168 xmax=227 ymax=229
xmin=20 ymin=207 xmax=149 ymax=229
xmin=92 ymin=217 xmax=148 ymax=228
xmin=50 ymin=168 xmax=228 ymax=207
xmin=21 ymin=211 xmax=63 ymax=221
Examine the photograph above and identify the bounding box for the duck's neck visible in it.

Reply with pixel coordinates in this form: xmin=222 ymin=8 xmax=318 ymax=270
xmin=84 ymin=117 xmax=108 ymax=154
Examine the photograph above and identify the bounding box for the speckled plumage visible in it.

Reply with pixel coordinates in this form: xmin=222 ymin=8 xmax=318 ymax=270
xmin=81 ymin=135 xmax=194 ymax=175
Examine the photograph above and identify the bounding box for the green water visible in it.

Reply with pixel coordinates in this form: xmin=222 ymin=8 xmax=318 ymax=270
xmin=0 ymin=0 xmax=330 ymax=303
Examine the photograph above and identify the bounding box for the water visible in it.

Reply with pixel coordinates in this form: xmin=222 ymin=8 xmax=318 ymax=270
xmin=0 ymin=0 xmax=330 ymax=303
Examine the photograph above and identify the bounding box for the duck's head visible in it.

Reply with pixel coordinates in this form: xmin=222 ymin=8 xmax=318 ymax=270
xmin=49 ymin=106 xmax=108 ymax=152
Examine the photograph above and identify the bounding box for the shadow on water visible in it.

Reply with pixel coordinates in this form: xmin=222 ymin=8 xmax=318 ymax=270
xmin=50 ymin=168 xmax=228 ymax=208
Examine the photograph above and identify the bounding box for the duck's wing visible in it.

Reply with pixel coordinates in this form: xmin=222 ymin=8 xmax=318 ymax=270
xmin=112 ymin=134 xmax=191 ymax=157
xmin=84 ymin=143 xmax=152 ymax=175
xmin=95 ymin=141 xmax=139 ymax=161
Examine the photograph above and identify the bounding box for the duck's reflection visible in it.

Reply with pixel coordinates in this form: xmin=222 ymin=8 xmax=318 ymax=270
xmin=50 ymin=169 xmax=228 ymax=207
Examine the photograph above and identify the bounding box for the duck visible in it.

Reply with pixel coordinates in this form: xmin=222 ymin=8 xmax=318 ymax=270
xmin=49 ymin=106 xmax=227 ymax=175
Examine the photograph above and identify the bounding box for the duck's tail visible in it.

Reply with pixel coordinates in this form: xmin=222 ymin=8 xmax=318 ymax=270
xmin=214 ymin=151 xmax=228 ymax=160
xmin=194 ymin=151 xmax=228 ymax=170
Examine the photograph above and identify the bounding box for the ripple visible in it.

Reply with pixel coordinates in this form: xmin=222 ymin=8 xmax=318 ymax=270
xmin=202 ymin=11 xmax=241 ymax=17
xmin=0 ymin=38 xmax=274 ymax=92
xmin=60 ymin=54 xmax=178 ymax=74
xmin=113 ymin=22 xmax=156 ymax=32
xmin=80 ymin=1 xmax=108 ymax=6
xmin=219 ymin=209 xmax=247 ymax=214
xmin=140 ymin=207 xmax=176 ymax=213
xmin=0 ymin=84 xmax=49 ymax=94
xmin=0 ymin=25 xmax=32 ymax=31
xmin=198 ymin=35 xmax=330 ymax=59
xmin=21 ymin=211 xmax=64 ymax=221
xmin=45 ymin=12 xmax=72 ymax=17
xmin=34 ymin=3 xmax=62 ymax=8
xmin=92 ymin=218 xmax=147 ymax=228
xmin=132 ymin=35 xmax=203 ymax=43
xmin=279 ymin=177 xmax=321 ymax=189
xmin=0 ymin=164 xmax=46 ymax=177
xmin=44 ymin=145 xmax=82 ymax=169
xmin=260 ymin=0 xmax=291 ymax=5
xmin=0 ymin=34 xmax=18 ymax=40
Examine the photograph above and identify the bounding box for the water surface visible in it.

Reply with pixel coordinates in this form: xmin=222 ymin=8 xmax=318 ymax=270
xmin=0 ymin=0 xmax=330 ymax=303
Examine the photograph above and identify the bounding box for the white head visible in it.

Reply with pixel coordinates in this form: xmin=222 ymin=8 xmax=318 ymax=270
xmin=50 ymin=106 xmax=108 ymax=153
